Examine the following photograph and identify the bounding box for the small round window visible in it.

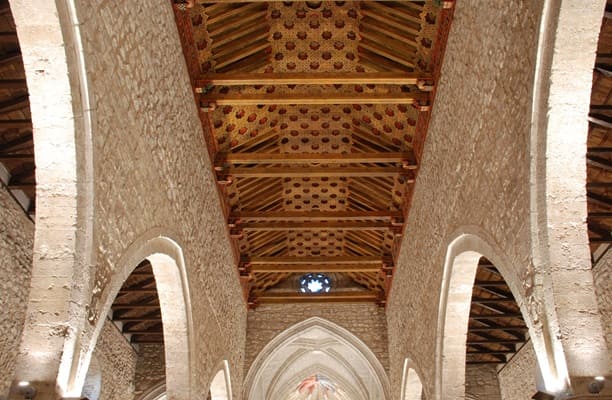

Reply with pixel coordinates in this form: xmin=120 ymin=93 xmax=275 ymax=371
xmin=299 ymin=273 xmax=331 ymax=294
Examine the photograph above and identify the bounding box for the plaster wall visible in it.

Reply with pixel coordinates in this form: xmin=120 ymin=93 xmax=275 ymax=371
xmin=245 ymin=303 xmax=389 ymax=376
xmin=0 ymin=187 xmax=33 ymax=397
xmin=387 ymin=0 xmax=542 ymax=397
xmin=464 ymin=364 xmax=501 ymax=400
xmin=498 ymin=341 xmax=538 ymax=400
xmin=134 ymin=344 xmax=165 ymax=397
xmin=93 ymin=321 xmax=137 ymax=400
xmin=593 ymin=249 xmax=612 ymax=358
xmin=68 ymin=0 xmax=246 ymax=396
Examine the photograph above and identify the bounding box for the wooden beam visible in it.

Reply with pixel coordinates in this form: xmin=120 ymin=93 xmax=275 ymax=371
xmin=111 ymin=304 xmax=160 ymax=309
xmin=255 ymin=291 xmax=380 ymax=304
xmin=466 ymin=360 xmax=505 ymax=364
xmin=469 ymin=314 xmax=523 ymax=320
xmin=112 ymin=316 xmax=161 ymax=322
xmin=467 ymin=350 xmax=514 ymax=355
xmin=587 ymin=154 xmax=612 ymax=171
xmin=251 ymin=264 xmax=381 ymax=273
xmin=238 ymin=221 xmax=393 ymax=231
xmin=0 ymin=51 xmax=21 ymax=67
xmin=474 ymin=280 xmax=509 ymax=287
xmin=467 ymin=339 xmax=524 ymax=345
xmin=0 ymin=134 xmax=31 ymax=152
xmin=588 ymin=191 xmax=612 ymax=208
xmin=118 ymin=288 xmax=159 ymax=294
xmin=0 ymin=32 xmax=17 ymax=43
xmin=0 ymin=153 xmax=33 ymax=160
xmin=589 ymin=113 xmax=612 ymax=129
xmin=589 ymin=212 xmax=612 ymax=219
xmin=0 ymin=0 xmax=9 ymax=15
xmin=217 ymin=152 xmax=417 ymax=167
xmin=0 ymin=119 xmax=31 ymax=129
xmin=197 ymin=0 xmax=429 ymax=2
xmin=588 ymin=147 xmax=612 ymax=153
xmin=201 ymin=92 xmax=428 ymax=106
xmin=246 ymin=256 xmax=384 ymax=265
xmin=231 ymin=210 xmax=403 ymax=221
xmin=196 ymin=72 xmax=431 ymax=88
xmin=0 ymin=79 xmax=26 ymax=89
xmin=0 ymin=95 xmax=28 ymax=113
xmin=122 ymin=330 xmax=163 ymax=335
xmin=7 ymin=182 xmax=34 ymax=190
xmin=468 ymin=326 xmax=528 ymax=332
xmin=219 ymin=166 xmax=414 ymax=178
xmin=471 ymin=298 xmax=518 ymax=304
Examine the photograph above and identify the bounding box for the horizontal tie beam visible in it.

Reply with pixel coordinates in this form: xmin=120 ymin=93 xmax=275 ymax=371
xmin=196 ymin=72 xmax=433 ymax=88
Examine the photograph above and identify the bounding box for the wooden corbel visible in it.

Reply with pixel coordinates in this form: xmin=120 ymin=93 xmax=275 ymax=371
xmin=173 ymin=0 xmax=195 ymax=11
xmin=416 ymin=78 xmax=435 ymax=92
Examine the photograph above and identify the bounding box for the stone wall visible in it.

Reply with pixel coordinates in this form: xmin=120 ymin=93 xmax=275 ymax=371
xmin=0 ymin=186 xmax=33 ymax=397
xmin=93 ymin=320 xmax=137 ymax=400
xmin=245 ymin=303 xmax=389 ymax=375
xmin=134 ymin=344 xmax=165 ymax=397
xmin=498 ymin=341 xmax=538 ymax=400
xmin=593 ymin=249 xmax=611 ymax=359
xmin=70 ymin=0 xmax=247 ymax=396
xmin=387 ymin=0 xmax=543 ymax=397
xmin=465 ymin=364 xmax=501 ymax=400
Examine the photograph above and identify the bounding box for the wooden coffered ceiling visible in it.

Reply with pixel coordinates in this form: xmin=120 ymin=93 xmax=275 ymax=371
xmin=588 ymin=0 xmax=612 ymax=262
xmin=172 ymin=0 xmax=454 ymax=306
xmin=0 ymin=1 xmax=35 ymax=219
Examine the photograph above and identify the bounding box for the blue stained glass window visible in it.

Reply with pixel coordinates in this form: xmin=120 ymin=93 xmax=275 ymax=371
xmin=299 ymin=273 xmax=331 ymax=294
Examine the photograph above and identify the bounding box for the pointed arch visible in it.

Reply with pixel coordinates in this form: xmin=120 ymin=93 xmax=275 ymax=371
xmin=208 ymin=360 xmax=232 ymax=400
xmin=435 ymin=227 xmax=553 ymax=400
xmin=72 ymin=228 xmax=195 ymax=400
xmin=401 ymin=357 xmax=424 ymax=400
xmin=81 ymin=356 xmax=101 ymax=400
xmin=529 ymin=0 xmax=609 ymax=387
xmin=9 ymin=0 xmax=96 ymax=395
xmin=244 ymin=317 xmax=390 ymax=400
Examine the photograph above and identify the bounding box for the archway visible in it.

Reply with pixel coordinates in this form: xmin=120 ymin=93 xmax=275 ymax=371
xmin=73 ymin=231 xmax=194 ymax=400
xmin=401 ymin=358 xmax=423 ymax=400
xmin=243 ymin=317 xmax=390 ymax=400
xmin=435 ymin=230 xmax=552 ymax=400
xmin=81 ymin=356 xmax=101 ymax=400
xmin=208 ymin=361 xmax=232 ymax=400
xmin=529 ymin=0 xmax=609 ymax=389
xmin=9 ymin=0 xmax=95 ymax=396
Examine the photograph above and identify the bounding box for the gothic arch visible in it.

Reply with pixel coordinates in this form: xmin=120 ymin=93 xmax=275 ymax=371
xmin=81 ymin=356 xmax=101 ymax=400
xmin=137 ymin=382 xmax=167 ymax=400
xmin=435 ymin=227 xmax=551 ymax=400
xmin=243 ymin=317 xmax=390 ymax=400
xmin=74 ymin=229 xmax=195 ymax=400
xmin=9 ymin=0 xmax=96 ymax=396
xmin=401 ymin=357 xmax=424 ymax=400
xmin=529 ymin=0 xmax=608 ymax=390
xmin=208 ymin=360 xmax=232 ymax=400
